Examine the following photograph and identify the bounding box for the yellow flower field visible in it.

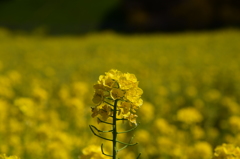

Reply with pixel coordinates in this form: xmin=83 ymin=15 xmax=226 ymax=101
xmin=0 ymin=28 xmax=240 ymax=159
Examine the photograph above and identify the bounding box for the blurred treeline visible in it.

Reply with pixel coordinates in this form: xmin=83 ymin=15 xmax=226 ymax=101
xmin=102 ymin=0 xmax=240 ymax=32
xmin=0 ymin=0 xmax=239 ymax=34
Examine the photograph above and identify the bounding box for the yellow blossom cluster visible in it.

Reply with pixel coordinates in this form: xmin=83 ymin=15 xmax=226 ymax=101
xmin=91 ymin=69 xmax=143 ymax=125
xmin=177 ymin=107 xmax=203 ymax=125
xmin=0 ymin=154 xmax=20 ymax=159
xmin=213 ymin=143 xmax=240 ymax=159
xmin=80 ymin=145 xmax=108 ymax=159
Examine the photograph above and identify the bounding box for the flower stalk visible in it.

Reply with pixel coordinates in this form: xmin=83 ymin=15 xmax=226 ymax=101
xmin=112 ymin=99 xmax=118 ymax=159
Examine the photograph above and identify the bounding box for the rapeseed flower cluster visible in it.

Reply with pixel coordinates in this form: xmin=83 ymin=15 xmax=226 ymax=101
xmin=80 ymin=145 xmax=108 ymax=159
xmin=91 ymin=69 xmax=143 ymax=126
xmin=0 ymin=154 xmax=20 ymax=159
xmin=177 ymin=107 xmax=203 ymax=125
xmin=213 ymin=143 xmax=240 ymax=159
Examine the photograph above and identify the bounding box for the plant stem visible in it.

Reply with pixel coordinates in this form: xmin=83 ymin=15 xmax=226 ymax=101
xmin=112 ymin=100 xmax=118 ymax=159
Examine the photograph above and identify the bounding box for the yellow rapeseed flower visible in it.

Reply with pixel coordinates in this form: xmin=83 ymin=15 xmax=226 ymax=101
xmin=119 ymin=101 xmax=132 ymax=114
xmin=92 ymin=89 xmax=105 ymax=104
xmin=123 ymin=113 xmax=138 ymax=126
xmin=110 ymin=88 xmax=124 ymax=100
xmin=98 ymin=105 xmax=113 ymax=122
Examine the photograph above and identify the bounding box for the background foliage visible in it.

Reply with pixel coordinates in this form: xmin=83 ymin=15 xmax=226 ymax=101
xmin=0 ymin=0 xmax=239 ymax=34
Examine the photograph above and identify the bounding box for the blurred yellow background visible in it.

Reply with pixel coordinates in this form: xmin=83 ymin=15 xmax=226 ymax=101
xmin=0 ymin=28 xmax=240 ymax=159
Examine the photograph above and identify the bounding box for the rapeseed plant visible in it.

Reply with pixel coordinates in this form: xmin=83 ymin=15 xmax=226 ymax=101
xmin=90 ymin=69 xmax=143 ymax=159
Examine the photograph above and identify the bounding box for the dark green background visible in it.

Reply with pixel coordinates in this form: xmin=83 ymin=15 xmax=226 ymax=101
xmin=0 ymin=0 xmax=119 ymax=34
xmin=0 ymin=0 xmax=239 ymax=34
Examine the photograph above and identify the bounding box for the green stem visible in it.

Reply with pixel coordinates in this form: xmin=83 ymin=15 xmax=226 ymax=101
xmin=112 ymin=100 xmax=118 ymax=159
